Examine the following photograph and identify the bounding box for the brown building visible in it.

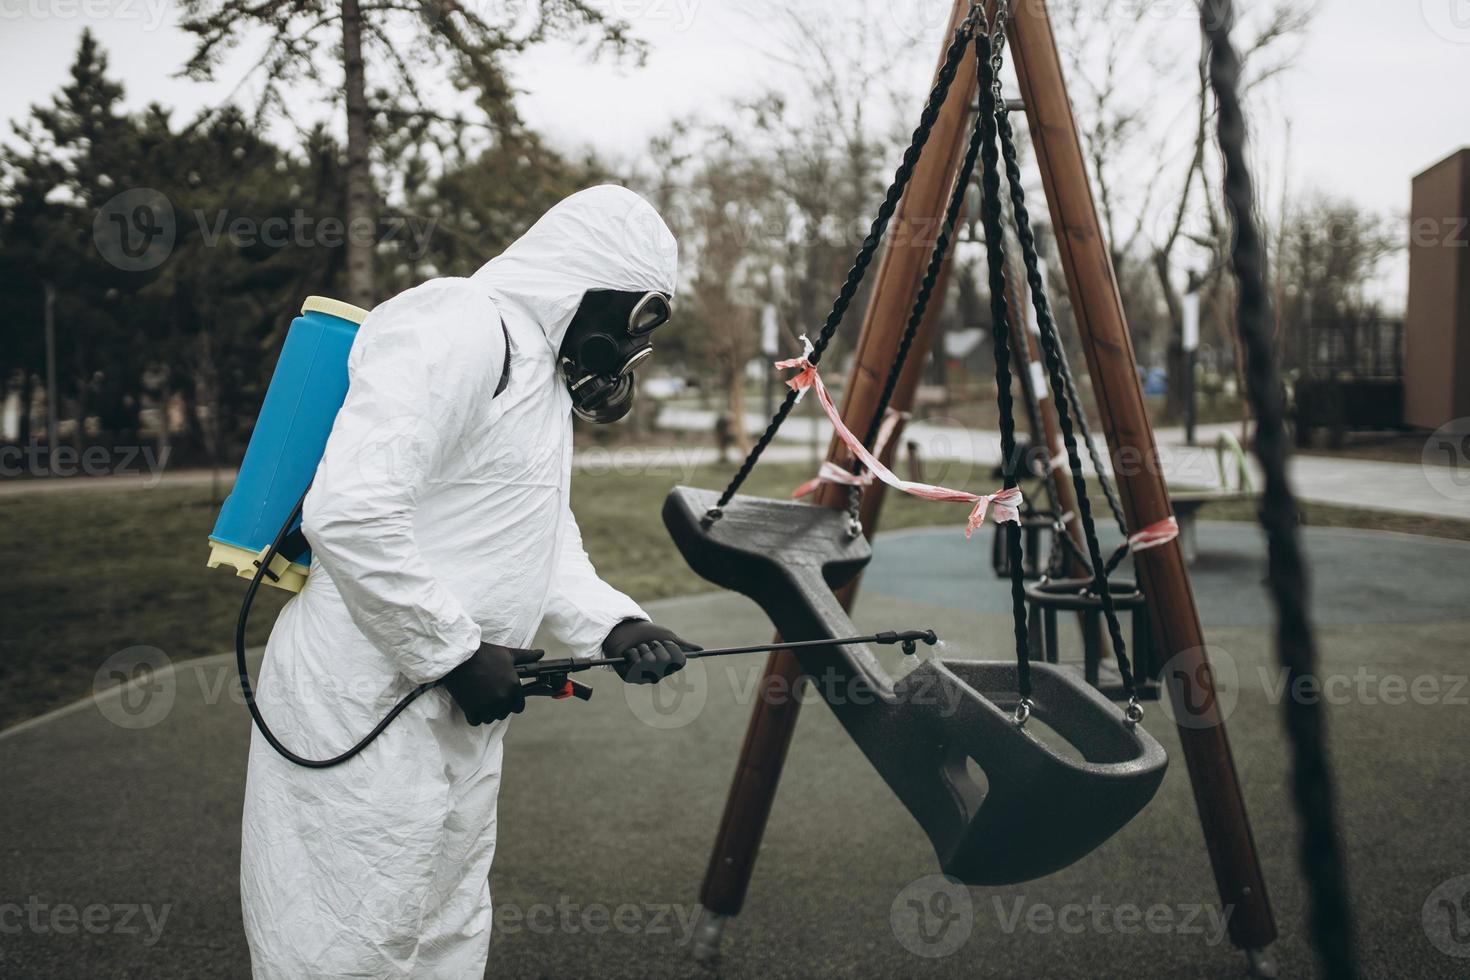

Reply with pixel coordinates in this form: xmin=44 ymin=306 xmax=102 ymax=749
xmin=1405 ymin=148 xmax=1470 ymax=430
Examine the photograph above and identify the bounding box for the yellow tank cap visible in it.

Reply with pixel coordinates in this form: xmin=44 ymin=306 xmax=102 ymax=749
xmin=301 ymin=295 xmax=370 ymax=324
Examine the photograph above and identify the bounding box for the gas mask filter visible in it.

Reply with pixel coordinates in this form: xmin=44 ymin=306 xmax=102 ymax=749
xmin=560 ymin=289 xmax=672 ymax=424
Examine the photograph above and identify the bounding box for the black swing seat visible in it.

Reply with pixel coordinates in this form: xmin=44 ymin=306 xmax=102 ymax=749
xmin=664 ymin=486 xmax=1167 ymax=885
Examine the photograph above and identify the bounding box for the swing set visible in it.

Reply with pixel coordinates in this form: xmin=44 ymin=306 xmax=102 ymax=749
xmin=661 ymin=2 xmax=1356 ymax=978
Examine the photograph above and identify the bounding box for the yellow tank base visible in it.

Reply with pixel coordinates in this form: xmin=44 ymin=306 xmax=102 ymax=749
xmin=207 ymin=538 xmax=308 ymax=594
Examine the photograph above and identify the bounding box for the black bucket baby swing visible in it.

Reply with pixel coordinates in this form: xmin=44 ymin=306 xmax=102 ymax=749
xmin=663 ymin=4 xmax=1166 ymax=889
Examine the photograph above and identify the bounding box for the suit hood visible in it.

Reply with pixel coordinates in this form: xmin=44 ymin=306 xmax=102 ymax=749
xmin=470 ymin=184 xmax=679 ymax=353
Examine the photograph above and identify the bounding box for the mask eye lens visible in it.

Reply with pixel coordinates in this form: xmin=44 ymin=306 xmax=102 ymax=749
xmin=628 ymin=293 xmax=671 ymax=336
xmin=577 ymin=334 xmax=625 ymax=375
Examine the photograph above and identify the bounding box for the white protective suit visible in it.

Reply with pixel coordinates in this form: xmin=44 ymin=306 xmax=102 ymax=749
xmin=241 ymin=185 xmax=678 ymax=979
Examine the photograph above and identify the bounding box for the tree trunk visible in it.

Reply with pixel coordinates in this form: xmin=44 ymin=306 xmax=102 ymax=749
xmin=72 ymin=332 xmax=90 ymax=454
xmin=1153 ymin=249 xmax=1187 ymax=422
xmin=18 ymin=372 xmax=34 ymax=447
xmin=342 ymin=0 xmax=375 ymax=308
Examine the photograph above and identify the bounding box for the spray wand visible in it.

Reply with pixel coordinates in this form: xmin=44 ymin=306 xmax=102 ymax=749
xmin=518 ymin=629 xmax=939 ymax=701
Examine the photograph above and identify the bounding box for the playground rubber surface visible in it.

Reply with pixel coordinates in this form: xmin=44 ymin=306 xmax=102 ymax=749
xmin=2 ymin=522 xmax=1466 ymax=978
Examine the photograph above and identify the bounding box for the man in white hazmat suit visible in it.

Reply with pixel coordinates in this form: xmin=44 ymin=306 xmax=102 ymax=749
xmin=241 ymin=185 xmax=699 ymax=978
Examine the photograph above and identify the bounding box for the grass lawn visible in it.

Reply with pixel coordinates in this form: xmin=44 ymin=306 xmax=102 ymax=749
xmin=4 ymin=460 xmax=1468 ymax=728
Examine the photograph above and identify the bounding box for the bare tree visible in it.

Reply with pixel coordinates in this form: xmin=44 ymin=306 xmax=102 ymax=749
xmin=636 ymin=0 xmax=924 ymax=446
xmin=1052 ymin=0 xmax=1314 ymax=419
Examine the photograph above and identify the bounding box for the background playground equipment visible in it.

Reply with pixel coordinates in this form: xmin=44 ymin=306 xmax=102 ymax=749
xmin=1169 ymin=431 xmax=1257 ymax=563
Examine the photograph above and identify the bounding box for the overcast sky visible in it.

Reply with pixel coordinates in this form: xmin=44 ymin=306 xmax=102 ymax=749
xmin=3 ymin=0 xmax=1468 ymax=302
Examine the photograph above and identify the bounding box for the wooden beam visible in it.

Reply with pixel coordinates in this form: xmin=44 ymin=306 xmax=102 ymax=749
xmin=1008 ymin=0 xmax=1277 ymax=953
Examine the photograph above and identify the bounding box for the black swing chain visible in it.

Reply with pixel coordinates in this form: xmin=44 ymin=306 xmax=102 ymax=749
xmin=973 ymin=26 xmax=1037 ymax=715
xmin=984 ymin=27 xmax=1141 ymax=716
xmin=706 ymin=5 xmax=987 ymax=525
xmin=1202 ymin=1 xmax=1357 ymax=975
xmin=842 ymin=26 xmax=995 ymax=539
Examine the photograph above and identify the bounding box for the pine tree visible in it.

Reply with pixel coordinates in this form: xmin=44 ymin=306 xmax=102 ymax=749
xmin=177 ymin=0 xmax=644 ymax=308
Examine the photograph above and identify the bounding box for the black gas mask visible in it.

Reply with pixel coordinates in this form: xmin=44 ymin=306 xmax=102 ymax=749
xmin=559 ymin=289 xmax=672 ymax=424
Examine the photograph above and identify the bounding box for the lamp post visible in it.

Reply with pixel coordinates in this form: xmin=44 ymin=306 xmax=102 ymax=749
xmin=44 ymin=281 xmax=59 ymax=473
xmin=1183 ymin=269 xmax=1203 ymax=446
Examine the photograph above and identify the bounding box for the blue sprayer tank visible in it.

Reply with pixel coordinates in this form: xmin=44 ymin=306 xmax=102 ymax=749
xmin=206 ymin=296 xmax=369 ymax=592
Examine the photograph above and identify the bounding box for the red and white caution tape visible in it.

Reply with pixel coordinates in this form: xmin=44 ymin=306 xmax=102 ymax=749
xmin=1125 ymin=516 xmax=1179 ymax=554
xmin=792 ymin=407 xmax=908 ymax=499
xmin=777 ymin=337 xmax=1021 ymax=537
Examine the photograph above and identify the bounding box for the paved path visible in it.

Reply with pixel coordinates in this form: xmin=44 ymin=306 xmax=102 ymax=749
xmin=659 ymin=406 xmax=1470 ymax=520
xmin=5 ymin=414 xmax=1466 ymax=523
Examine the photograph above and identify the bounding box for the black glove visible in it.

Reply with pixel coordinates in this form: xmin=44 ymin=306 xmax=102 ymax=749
xmin=603 ymin=620 xmax=700 ymax=685
xmin=443 ymin=642 xmax=544 ymax=725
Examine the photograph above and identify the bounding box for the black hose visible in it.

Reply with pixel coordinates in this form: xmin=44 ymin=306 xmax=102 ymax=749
xmin=235 ymin=489 xmax=438 ymax=769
